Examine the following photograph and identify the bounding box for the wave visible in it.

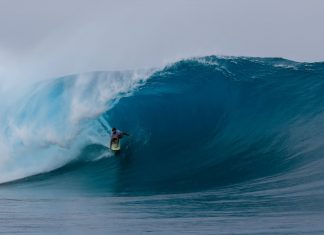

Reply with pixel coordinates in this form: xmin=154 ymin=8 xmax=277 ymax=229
xmin=1 ymin=56 xmax=324 ymax=195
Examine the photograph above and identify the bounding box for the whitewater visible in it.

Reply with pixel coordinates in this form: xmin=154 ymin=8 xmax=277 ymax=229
xmin=1 ymin=56 xmax=324 ymax=234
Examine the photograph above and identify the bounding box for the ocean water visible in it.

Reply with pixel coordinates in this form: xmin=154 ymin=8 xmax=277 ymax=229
xmin=1 ymin=56 xmax=324 ymax=234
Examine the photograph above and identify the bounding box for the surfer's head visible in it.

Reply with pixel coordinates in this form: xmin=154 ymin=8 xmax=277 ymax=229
xmin=112 ymin=127 xmax=116 ymax=133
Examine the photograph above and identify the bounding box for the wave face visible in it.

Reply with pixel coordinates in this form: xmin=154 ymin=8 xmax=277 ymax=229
xmin=103 ymin=57 xmax=324 ymax=193
xmin=2 ymin=56 xmax=324 ymax=197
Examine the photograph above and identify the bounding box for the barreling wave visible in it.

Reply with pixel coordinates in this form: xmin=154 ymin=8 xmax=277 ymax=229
xmin=1 ymin=56 xmax=324 ymax=195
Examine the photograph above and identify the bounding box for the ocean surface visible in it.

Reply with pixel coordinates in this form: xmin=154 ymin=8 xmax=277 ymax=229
xmin=1 ymin=56 xmax=324 ymax=234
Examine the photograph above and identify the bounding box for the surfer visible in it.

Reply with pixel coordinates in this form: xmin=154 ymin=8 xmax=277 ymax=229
xmin=110 ymin=127 xmax=129 ymax=149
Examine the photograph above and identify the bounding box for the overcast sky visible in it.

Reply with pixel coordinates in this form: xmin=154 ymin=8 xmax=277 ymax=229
xmin=0 ymin=0 xmax=324 ymax=81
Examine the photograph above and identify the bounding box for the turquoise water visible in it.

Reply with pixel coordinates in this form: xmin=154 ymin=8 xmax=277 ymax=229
xmin=1 ymin=56 xmax=324 ymax=234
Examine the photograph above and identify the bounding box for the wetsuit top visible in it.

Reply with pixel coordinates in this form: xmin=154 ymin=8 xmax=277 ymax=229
xmin=111 ymin=130 xmax=122 ymax=140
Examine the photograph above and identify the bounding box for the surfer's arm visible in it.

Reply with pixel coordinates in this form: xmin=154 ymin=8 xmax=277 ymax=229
xmin=122 ymin=132 xmax=130 ymax=136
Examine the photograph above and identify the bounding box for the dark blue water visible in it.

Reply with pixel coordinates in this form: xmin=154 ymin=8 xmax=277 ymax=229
xmin=1 ymin=56 xmax=324 ymax=234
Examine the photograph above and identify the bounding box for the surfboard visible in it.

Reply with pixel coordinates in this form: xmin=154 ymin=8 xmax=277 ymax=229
xmin=111 ymin=141 xmax=121 ymax=151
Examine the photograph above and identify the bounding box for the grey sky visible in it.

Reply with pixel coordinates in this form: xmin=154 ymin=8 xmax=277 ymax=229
xmin=0 ymin=0 xmax=324 ymax=81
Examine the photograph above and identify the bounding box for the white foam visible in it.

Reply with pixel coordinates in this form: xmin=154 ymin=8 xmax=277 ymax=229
xmin=0 ymin=69 xmax=155 ymax=183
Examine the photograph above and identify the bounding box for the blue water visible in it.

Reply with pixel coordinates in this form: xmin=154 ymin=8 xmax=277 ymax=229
xmin=1 ymin=56 xmax=324 ymax=234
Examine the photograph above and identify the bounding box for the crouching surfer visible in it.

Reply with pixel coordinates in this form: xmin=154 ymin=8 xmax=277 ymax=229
xmin=110 ymin=127 xmax=129 ymax=151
